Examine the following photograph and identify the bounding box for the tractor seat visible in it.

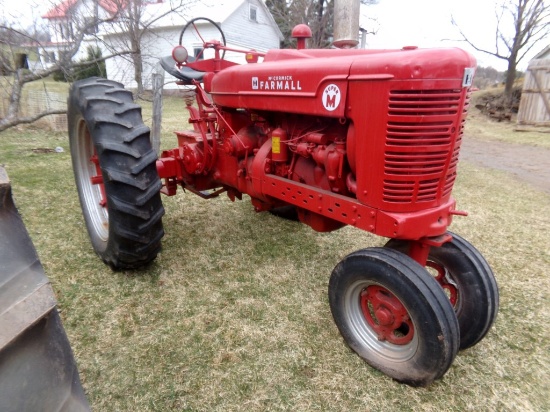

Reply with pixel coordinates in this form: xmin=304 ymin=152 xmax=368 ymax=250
xmin=160 ymin=55 xmax=204 ymax=84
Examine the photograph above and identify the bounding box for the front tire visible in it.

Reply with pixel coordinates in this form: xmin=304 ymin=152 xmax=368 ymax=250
xmin=385 ymin=232 xmax=499 ymax=349
xmin=329 ymin=248 xmax=459 ymax=387
xmin=68 ymin=78 xmax=165 ymax=269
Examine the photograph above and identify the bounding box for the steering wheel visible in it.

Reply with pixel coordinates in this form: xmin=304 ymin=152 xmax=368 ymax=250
xmin=179 ymin=17 xmax=227 ymax=61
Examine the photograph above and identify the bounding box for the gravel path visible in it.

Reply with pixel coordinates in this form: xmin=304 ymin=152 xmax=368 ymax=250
xmin=460 ymin=136 xmax=550 ymax=195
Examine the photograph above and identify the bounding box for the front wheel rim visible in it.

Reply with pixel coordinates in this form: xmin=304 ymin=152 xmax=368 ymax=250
xmin=74 ymin=117 xmax=109 ymax=242
xmin=426 ymin=261 xmax=459 ymax=308
xmin=345 ymin=280 xmax=419 ymax=362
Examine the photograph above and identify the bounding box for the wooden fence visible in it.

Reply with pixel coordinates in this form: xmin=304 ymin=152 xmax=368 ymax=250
xmin=517 ymin=59 xmax=550 ymax=127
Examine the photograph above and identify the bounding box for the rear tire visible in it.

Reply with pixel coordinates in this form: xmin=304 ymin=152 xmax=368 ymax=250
xmin=68 ymin=77 xmax=165 ymax=269
xmin=329 ymin=248 xmax=459 ymax=386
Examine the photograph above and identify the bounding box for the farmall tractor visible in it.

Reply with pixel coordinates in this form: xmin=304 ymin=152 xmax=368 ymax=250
xmin=67 ymin=19 xmax=499 ymax=387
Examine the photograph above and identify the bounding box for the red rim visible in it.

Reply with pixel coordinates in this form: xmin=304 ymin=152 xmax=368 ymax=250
xmin=90 ymin=150 xmax=107 ymax=208
xmin=427 ymin=261 xmax=458 ymax=306
xmin=360 ymin=285 xmax=414 ymax=345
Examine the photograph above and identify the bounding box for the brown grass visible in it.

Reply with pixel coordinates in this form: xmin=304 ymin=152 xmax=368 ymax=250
xmin=0 ymin=92 xmax=548 ymax=411
xmin=469 ymin=88 xmax=550 ymax=149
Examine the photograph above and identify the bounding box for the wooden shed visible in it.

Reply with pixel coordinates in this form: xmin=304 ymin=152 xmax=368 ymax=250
xmin=517 ymin=45 xmax=550 ymax=127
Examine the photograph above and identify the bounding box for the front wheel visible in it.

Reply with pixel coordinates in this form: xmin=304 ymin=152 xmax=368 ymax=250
xmin=68 ymin=78 xmax=165 ymax=269
xmin=385 ymin=232 xmax=499 ymax=350
xmin=328 ymin=248 xmax=459 ymax=387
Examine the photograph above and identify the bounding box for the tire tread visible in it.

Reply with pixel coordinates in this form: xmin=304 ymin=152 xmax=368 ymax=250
xmin=68 ymin=77 xmax=164 ymax=269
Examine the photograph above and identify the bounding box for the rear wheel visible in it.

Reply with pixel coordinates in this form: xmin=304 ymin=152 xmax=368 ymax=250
xmin=328 ymin=248 xmax=459 ymax=386
xmin=385 ymin=232 xmax=499 ymax=349
xmin=68 ymin=77 xmax=165 ymax=269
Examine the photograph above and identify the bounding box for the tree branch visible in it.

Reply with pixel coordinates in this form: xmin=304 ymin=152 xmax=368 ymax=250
xmin=0 ymin=109 xmax=67 ymax=133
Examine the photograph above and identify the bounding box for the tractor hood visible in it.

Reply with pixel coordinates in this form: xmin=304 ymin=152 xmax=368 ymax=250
xmin=209 ymin=47 xmax=476 ymax=118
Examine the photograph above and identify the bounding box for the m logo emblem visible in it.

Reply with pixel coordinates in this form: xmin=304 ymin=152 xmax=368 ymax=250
xmin=322 ymin=84 xmax=341 ymax=111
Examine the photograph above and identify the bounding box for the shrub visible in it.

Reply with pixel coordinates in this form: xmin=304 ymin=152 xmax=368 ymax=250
xmin=73 ymin=46 xmax=106 ymax=80
xmin=53 ymin=46 xmax=106 ymax=82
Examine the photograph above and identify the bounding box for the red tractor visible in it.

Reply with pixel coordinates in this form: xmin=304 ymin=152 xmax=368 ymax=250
xmin=68 ymin=19 xmax=498 ymax=387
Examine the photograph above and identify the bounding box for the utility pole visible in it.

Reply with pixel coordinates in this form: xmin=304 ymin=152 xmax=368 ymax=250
xmin=332 ymin=0 xmax=360 ymax=48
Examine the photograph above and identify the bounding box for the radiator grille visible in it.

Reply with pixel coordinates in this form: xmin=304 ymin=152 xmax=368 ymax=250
xmin=383 ymin=89 xmax=463 ymax=203
xmin=442 ymin=91 xmax=471 ymax=197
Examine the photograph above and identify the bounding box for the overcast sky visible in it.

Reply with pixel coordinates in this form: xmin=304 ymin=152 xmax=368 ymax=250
xmin=362 ymin=0 xmax=546 ymax=71
xmin=2 ymin=0 xmax=542 ymax=71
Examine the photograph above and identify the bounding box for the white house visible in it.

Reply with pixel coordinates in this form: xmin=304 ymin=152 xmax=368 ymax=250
xmin=41 ymin=0 xmax=283 ymax=90
xmin=102 ymin=0 xmax=284 ymax=89
xmin=40 ymin=0 xmax=116 ymax=69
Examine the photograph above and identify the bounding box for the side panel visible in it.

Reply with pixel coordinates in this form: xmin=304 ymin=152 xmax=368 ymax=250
xmin=210 ymin=59 xmax=350 ymax=117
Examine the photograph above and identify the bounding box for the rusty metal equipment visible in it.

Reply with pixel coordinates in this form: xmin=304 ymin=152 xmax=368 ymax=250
xmin=0 ymin=167 xmax=90 ymax=411
xmin=67 ymin=20 xmax=498 ymax=386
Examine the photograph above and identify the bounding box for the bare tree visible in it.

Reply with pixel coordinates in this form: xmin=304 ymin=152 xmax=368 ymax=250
xmin=0 ymin=0 xmax=192 ymax=132
xmin=100 ymin=0 xmax=193 ymax=96
xmin=453 ymin=0 xmax=550 ymax=103
xmin=266 ymin=0 xmax=377 ymax=49
xmin=266 ymin=0 xmax=330 ymax=48
xmin=0 ymin=10 xmax=127 ymax=132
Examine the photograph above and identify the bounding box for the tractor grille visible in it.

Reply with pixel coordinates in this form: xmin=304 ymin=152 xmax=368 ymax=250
xmin=443 ymin=91 xmax=471 ymax=197
xmin=383 ymin=89 xmax=463 ymax=203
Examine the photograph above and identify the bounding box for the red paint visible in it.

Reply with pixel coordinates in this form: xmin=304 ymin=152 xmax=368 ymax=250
xmin=90 ymin=153 xmax=107 ymax=207
xmin=361 ymin=285 xmax=414 ymax=345
xmin=156 ymin=24 xmax=476 ymax=244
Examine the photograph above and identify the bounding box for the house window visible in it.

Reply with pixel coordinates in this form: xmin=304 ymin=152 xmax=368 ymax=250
xmin=44 ymin=52 xmax=56 ymax=63
xmin=83 ymin=17 xmax=98 ymax=35
xmin=249 ymin=5 xmax=257 ymax=22
xmin=194 ymin=48 xmax=204 ymax=61
xmin=15 ymin=54 xmax=29 ymax=70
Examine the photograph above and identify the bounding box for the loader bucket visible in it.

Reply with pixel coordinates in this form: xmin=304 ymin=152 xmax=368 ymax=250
xmin=0 ymin=167 xmax=90 ymax=412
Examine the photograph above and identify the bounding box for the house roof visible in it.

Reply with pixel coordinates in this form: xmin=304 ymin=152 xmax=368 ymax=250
xmin=43 ymin=0 xmax=260 ymax=22
xmin=42 ymin=0 xmax=123 ymax=19
xmin=98 ymin=0 xmax=126 ymax=15
xmin=42 ymin=0 xmax=78 ymax=19
xmin=533 ymin=45 xmax=550 ymax=60
xmin=43 ymin=0 xmax=283 ymax=41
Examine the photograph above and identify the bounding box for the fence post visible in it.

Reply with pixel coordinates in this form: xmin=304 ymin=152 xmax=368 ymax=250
xmin=151 ymin=64 xmax=165 ymax=156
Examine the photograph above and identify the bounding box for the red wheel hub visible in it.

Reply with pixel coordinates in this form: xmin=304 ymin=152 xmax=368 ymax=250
xmin=427 ymin=261 xmax=458 ymax=306
xmin=360 ymin=285 xmax=414 ymax=345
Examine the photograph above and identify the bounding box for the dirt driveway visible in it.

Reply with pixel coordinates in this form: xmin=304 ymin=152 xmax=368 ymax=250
xmin=460 ymin=136 xmax=550 ymax=195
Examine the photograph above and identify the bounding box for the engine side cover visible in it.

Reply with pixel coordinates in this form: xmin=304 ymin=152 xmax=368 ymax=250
xmin=209 ymin=47 xmax=475 ymax=118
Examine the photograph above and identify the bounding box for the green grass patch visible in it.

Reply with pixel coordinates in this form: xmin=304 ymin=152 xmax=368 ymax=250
xmin=0 ymin=105 xmax=549 ymax=411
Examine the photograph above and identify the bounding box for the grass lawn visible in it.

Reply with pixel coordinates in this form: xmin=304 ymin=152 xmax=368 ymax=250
xmin=469 ymin=88 xmax=550 ymax=149
xmin=0 ymin=95 xmax=549 ymax=411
